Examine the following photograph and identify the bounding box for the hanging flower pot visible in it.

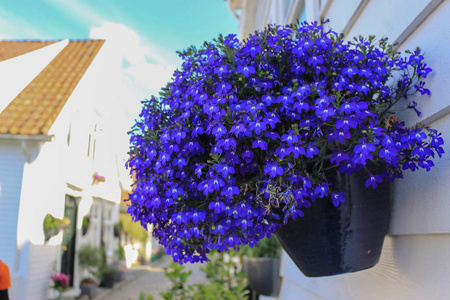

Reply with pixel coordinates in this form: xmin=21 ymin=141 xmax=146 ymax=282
xmin=43 ymin=214 xmax=70 ymax=242
xmin=242 ymin=236 xmax=281 ymax=295
xmin=92 ymin=172 xmax=106 ymax=184
xmin=44 ymin=228 xmax=59 ymax=242
xmin=276 ymin=166 xmax=390 ymax=277
xmin=82 ymin=215 xmax=90 ymax=236
xmin=127 ymin=21 xmax=443 ymax=267
xmin=244 ymin=257 xmax=280 ymax=296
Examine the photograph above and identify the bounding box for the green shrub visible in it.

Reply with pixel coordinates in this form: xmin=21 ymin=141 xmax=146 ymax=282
xmin=160 ymin=250 xmax=248 ymax=300
xmin=78 ymin=244 xmax=103 ymax=277
xmin=241 ymin=236 xmax=281 ymax=258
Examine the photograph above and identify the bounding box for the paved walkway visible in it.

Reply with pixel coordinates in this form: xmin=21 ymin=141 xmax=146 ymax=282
xmin=93 ymin=256 xmax=206 ymax=300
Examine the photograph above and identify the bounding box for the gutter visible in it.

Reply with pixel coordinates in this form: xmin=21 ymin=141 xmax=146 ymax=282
xmin=0 ymin=133 xmax=53 ymax=162
xmin=0 ymin=133 xmax=53 ymax=141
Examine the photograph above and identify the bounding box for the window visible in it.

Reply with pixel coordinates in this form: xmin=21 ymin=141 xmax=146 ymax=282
xmin=87 ymin=124 xmax=98 ymax=159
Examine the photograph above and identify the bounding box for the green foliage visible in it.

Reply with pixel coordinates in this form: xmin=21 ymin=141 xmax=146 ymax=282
xmin=119 ymin=213 xmax=148 ymax=243
xmin=78 ymin=244 xmax=103 ymax=278
xmin=101 ymin=264 xmax=118 ymax=275
xmin=78 ymin=244 xmax=103 ymax=268
xmin=43 ymin=213 xmax=68 ymax=231
xmin=139 ymin=292 xmax=154 ymax=300
xmin=241 ymin=236 xmax=281 ymax=258
xmin=196 ymin=250 xmax=249 ymax=300
xmin=82 ymin=215 xmax=90 ymax=230
xmin=116 ymin=245 xmax=125 ymax=260
xmin=82 ymin=215 xmax=90 ymax=228
xmin=160 ymin=262 xmax=193 ymax=300
xmin=160 ymin=250 xmax=249 ymax=300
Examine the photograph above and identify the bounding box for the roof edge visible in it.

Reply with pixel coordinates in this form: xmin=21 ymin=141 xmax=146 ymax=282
xmin=0 ymin=133 xmax=53 ymax=141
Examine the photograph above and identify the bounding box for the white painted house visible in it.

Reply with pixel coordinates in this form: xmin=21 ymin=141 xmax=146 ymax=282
xmin=0 ymin=39 xmax=122 ymax=299
xmin=227 ymin=0 xmax=450 ymax=299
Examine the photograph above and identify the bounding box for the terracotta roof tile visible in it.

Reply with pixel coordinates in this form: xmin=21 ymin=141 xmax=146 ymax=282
xmin=0 ymin=40 xmax=57 ymax=62
xmin=0 ymin=39 xmax=105 ymax=135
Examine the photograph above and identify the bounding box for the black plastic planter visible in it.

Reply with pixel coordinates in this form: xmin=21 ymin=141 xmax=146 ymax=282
xmin=243 ymin=257 xmax=280 ymax=297
xmin=100 ymin=273 xmax=116 ymax=288
xmin=80 ymin=284 xmax=98 ymax=298
xmin=276 ymin=167 xmax=391 ymax=277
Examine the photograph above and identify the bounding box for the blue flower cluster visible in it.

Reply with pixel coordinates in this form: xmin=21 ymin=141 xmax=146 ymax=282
xmin=127 ymin=22 xmax=443 ymax=263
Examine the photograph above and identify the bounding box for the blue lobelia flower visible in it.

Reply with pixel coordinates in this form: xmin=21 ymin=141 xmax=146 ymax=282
xmin=365 ymin=173 xmax=383 ymax=189
xmin=237 ymin=65 xmax=256 ymax=77
xmin=264 ymin=163 xmax=284 ymax=178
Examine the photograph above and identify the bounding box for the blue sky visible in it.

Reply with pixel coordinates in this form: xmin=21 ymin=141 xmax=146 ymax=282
xmin=0 ymin=0 xmax=238 ymax=65
xmin=0 ymin=0 xmax=239 ymax=183
xmin=0 ymin=1 xmax=238 ymax=102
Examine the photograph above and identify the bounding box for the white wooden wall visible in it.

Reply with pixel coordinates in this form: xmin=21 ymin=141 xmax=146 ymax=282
xmin=0 ymin=139 xmax=25 ymax=270
xmin=14 ymin=242 xmax=60 ymax=300
xmin=250 ymin=1 xmax=450 ymax=299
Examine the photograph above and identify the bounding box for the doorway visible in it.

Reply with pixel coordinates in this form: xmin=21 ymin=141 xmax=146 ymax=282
xmin=61 ymin=195 xmax=78 ymax=286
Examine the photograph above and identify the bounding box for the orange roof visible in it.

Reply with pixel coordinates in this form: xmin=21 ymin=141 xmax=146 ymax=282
xmin=0 ymin=39 xmax=105 ymax=135
xmin=0 ymin=40 xmax=57 ymax=62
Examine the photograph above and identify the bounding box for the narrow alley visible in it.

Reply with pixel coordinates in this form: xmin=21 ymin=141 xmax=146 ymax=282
xmin=92 ymin=256 xmax=205 ymax=300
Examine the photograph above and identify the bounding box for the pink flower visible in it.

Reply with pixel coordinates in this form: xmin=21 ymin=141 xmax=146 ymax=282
xmin=51 ymin=273 xmax=70 ymax=291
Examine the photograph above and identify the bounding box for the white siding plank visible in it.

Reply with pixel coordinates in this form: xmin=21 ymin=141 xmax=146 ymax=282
xmin=390 ymin=115 xmax=450 ymax=235
xmin=278 ymin=277 xmax=324 ymax=300
xmin=345 ymin=0 xmax=432 ymax=42
xmin=322 ymin=0 xmax=366 ymax=35
xmin=384 ymin=1 xmax=450 ymax=235
xmin=393 ymin=1 xmax=450 ymax=127
xmin=392 ymin=0 xmax=444 ymax=47
xmin=280 ymin=235 xmax=450 ymax=299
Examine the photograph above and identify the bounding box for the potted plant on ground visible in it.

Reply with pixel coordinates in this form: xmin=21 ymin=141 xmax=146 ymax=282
xmin=242 ymin=236 xmax=281 ymax=297
xmin=79 ymin=278 xmax=97 ymax=299
xmin=110 ymin=261 xmax=127 ymax=282
xmin=127 ymin=21 xmax=443 ymax=276
xmin=99 ymin=265 xmax=117 ymax=288
xmin=78 ymin=245 xmax=102 ymax=297
xmin=50 ymin=272 xmax=70 ymax=299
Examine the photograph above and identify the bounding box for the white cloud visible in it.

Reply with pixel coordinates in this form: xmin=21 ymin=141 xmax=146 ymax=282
xmin=89 ymin=22 xmax=177 ymax=122
xmin=47 ymin=1 xmax=181 ymax=94
xmin=89 ymin=22 xmax=178 ymax=188
xmin=90 ymin=22 xmax=176 ymax=94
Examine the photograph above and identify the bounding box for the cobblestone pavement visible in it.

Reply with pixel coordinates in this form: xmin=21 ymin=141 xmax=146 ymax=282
xmin=93 ymin=256 xmax=206 ymax=300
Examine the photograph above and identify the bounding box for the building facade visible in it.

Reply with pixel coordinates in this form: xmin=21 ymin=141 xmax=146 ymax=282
xmin=228 ymin=0 xmax=450 ymax=299
xmin=0 ymin=39 xmax=122 ymax=299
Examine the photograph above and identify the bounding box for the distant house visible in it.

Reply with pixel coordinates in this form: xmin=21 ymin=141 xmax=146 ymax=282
xmin=0 ymin=39 xmax=122 ymax=299
xmin=228 ymin=1 xmax=450 ymax=299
